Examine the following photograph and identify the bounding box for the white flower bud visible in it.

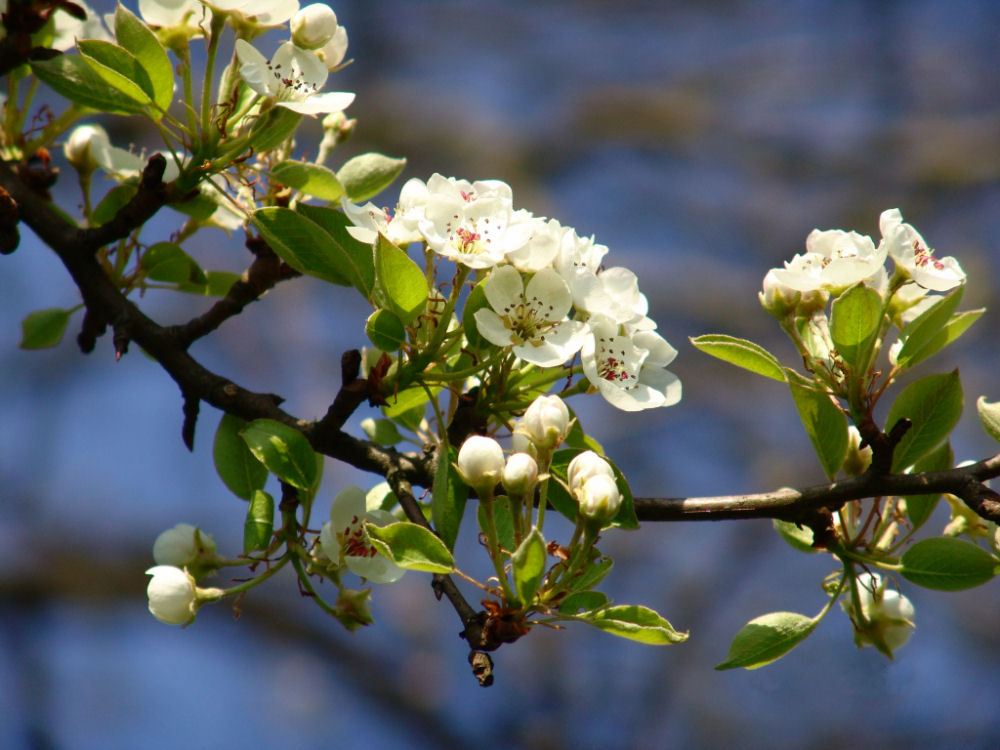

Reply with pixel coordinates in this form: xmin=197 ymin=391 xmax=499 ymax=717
xmin=64 ymin=124 xmax=110 ymax=174
xmin=317 ymin=25 xmax=349 ymax=69
xmin=577 ymin=474 xmax=622 ymax=524
xmin=851 ymin=573 xmax=915 ymax=655
xmin=291 ymin=4 xmax=339 ymax=50
xmin=457 ymin=435 xmax=505 ymax=498
xmin=501 ymin=452 xmax=539 ymax=497
xmin=152 ymin=523 xmax=216 ymax=567
xmin=145 ymin=565 xmax=197 ymax=625
xmin=566 ymin=450 xmax=615 ymax=495
xmin=516 ymin=394 xmax=570 ymax=451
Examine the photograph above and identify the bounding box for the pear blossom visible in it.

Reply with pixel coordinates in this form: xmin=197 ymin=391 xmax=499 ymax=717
xmin=290 ymin=3 xmax=338 ymax=50
xmin=319 ymin=487 xmax=405 ymax=583
xmin=581 ymin=316 xmax=681 ymax=411
xmin=139 ymin=0 xmax=206 ymax=30
xmin=847 ymin=572 xmax=915 ymax=656
xmin=515 ymin=394 xmax=571 ymax=451
xmin=152 ymin=523 xmax=216 ymax=567
xmin=577 ymin=473 xmax=621 ymax=525
xmin=145 ymin=565 xmax=198 ymax=624
xmin=316 ymin=25 xmax=349 ymax=70
xmin=234 ymin=39 xmax=355 ymax=116
xmin=50 ymin=0 xmax=111 ymax=51
xmin=570 ymin=265 xmax=654 ymax=329
xmin=418 ymin=174 xmax=532 ymax=269
xmin=771 ymin=228 xmax=886 ymax=294
xmin=473 ymin=265 xmax=587 ymax=367
xmin=566 ymin=450 xmax=616 ymax=496
xmin=456 ymin=435 xmax=505 ymax=498
xmin=501 ymin=452 xmax=539 ymax=497
xmin=65 ymin=123 xmax=182 ymax=182
xmin=505 ymin=213 xmax=561 ymax=273
xmin=342 ymin=177 xmax=428 ymax=245
xmin=879 ymin=208 xmax=965 ymax=292
xmin=201 ymin=0 xmax=298 ymax=27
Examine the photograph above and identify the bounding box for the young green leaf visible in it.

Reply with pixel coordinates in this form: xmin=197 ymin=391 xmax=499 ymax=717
xmin=461 ymin=280 xmax=489 ymax=349
xmin=902 ymin=440 xmax=952 ymax=531
xmin=477 ymin=496 xmax=515 ymax=553
xmin=900 ymin=537 xmax=1000 ymax=590
xmin=270 ymin=160 xmax=345 ymax=201
xmin=433 ymin=444 xmax=469 ymax=551
xmin=20 ymin=308 xmax=71 ymax=349
xmin=213 ymin=414 xmax=268 ymax=500
xmin=78 ymin=39 xmax=155 ymax=106
xmin=239 ymin=419 xmax=318 ymax=490
xmin=243 ymin=489 xmax=274 ymax=553
xmin=141 ymin=242 xmax=206 ymax=284
xmin=31 ymin=55 xmax=145 ymax=114
xmin=373 ymin=234 xmax=428 ymax=325
xmin=365 ymin=521 xmax=455 ymax=573
xmin=893 ymin=285 xmax=964 ymax=369
xmin=92 ymin=184 xmax=138 ymax=225
xmin=177 ymin=271 xmax=241 ymax=297
xmin=558 ymin=590 xmax=609 ymax=614
xmin=337 ymin=153 xmax=407 ymax=203
xmin=252 ymin=207 xmax=353 ymax=286
xmin=296 ymin=203 xmax=376 ymax=299
xmin=886 ymin=370 xmax=963 ymax=472
xmin=715 ymin=611 xmax=818 ymax=670
xmin=772 ymin=519 xmax=818 ymax=554
xmin=689 ymin=334 xmax=786 ymax=382
xmin=786 ymin=369 xmax=848 ymax=479
xmin=977 ymin=396 xmax=1000 ymax=444
xmin=366 ymin=309 xmax=407 ymax=351
xmin=360 ymin=417 xmax=404 ymax=445
xmin=830 ymin=283 xmax=882 ymax=374
xmin=563 ymin=554 xmax=613 ymax=594
xmin=579 ymin=604 xmax=688 ymax=645
xmin=512 ymin=527 xmax=547 ymax=606
xmin=113 ymin=4 xmax=173 ymax=113
xmin=247 ymin=105 xmax=302 ymax=153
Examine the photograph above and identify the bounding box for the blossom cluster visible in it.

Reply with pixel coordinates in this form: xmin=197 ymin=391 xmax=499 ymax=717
xmin=344 ymin=174 xmax=682 ymax=412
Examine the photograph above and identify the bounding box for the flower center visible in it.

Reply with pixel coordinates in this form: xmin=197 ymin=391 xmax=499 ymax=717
xmin=499 ymin=294 xmax=560 ymax=347
xmin=595 ymin=335 xmax=639 ymax=389
xmin=912 ymin=240 xmax=945 ymax=271
xmin=341 ymin=515 xmax=376 ymax=558
xmin=267 ymin=59 xmax=318 ymax=101
xmin=444 ymin=216 xmax=497 ymax=255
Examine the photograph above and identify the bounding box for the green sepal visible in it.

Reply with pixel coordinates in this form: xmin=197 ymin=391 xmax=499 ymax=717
xmin=885 ymin=370 xmax=963 ymax=472
xmin=689 ymin=334 xmax=786 ymax=382
xmin=243 ymin=489 xmax=274 ymax=553
xmin=239 ymin=418 xmax=319 ymax=491
xmin=213 ymin=414 xmax=268 ymax=500
xmin=785 ymin=369 xmax=848 ymax=479
xmin=365 ymin=521 xmax=455 ymax=573
xmin=899 ymin=537 xmax=1000 ymax=590
xmin=715 ymin=611 xmax=818 ymax=670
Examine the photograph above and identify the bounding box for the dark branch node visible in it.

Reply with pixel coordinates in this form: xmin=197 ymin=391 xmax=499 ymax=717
xmin=181 ymin=391 xmax=200 ymax=451
xmin=76 ymin=307 xmax=107 ymax=353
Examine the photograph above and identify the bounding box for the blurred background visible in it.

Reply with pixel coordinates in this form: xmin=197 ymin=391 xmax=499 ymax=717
xmin=3 ymin=0 xmax=1000 ymax=747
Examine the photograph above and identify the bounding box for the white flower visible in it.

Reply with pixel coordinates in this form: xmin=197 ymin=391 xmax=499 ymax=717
xmin=152 ymin=523 xmax=216 ymax=567
xmin=571 ymin=265 xmax=653 ymax=329
xmin=879 ymin=208 xmax=965 ymax=292
xmin=553 ymin=225 xmax=609 ymax=282
xmin=501 ymin=452 xmax=539 ymax=497
xmin=772 ymin=228 xmax=886 ymax=294
xmin=67 ymin=124 xmax=182 ymax=183
xmin=849 ymin=572 xmax=915 ymax=656
xmin=316 ymin=25 xmax=349 ymax=70
xmin=474 ymin=266 xmax=587 ymax=367
xmin=342 ymin=177 xmax=427 ymax=245
xmin=319 ymin=487 xmax=405 ymax=583
xmin=456 ymin=435 xmax=505 ymax=497
xmin=515 ymin=394 xmax=571 ymax=451
xmin=577 ymin=473 xmax=621 ymax=524
xmin=145 ymin=565 xmax=198 ymax=625
xmin=581 ymin=316 xmax=681 ymax=411
xmin=51 ymin=0 xmax=111 ymax=51
xmin=234 ymin=39 xmax=355 ymax=116
xmin=202 ymin=0 xmax=298 ymax=26
xmin=566 ymin=450 xmax=615 ymax=495
xmin=64 ymin=124 xmax=107 ymax=173
xmin=505 ymin=213 xmax=561 ymax=273
xmin=418 ymin=174 xmax=531 ymax=269
xmin=139 ymin=0 xmax=206 ymax=29
xmin=290 ymin=3 xmax=338 ymax=50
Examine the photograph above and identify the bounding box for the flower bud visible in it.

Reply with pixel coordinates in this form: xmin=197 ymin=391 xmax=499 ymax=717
xmin=291 ymin=4 xmax=339 ymax=50
xmin=516 ymin=394 xmax=570 ymax=452
xmin=152 ymin=523 xmax=216 ymax=567
xmin=848 ymin=573 xmax=915 ymax=656
xmin=566 ymin=450 xmax=615 ymax=495
xmin=317 ymin=25 xmax=349 ymax=69
xmin=577 ymin=474 xmax=621 ymax=524
xmin=456 ymin=435 xmax=505 ymax=498
xmin=145 ymin=565 xmax=198 ymax=625
xmin=759 ymin=269 xmax=799 ymax=317
xmin=501 ymin=452 xmax=539 ymax=497
xmin=64 ymin=124 xmax=110 ymax=174
xmin=842 ymin=426 xmax=872 ymax=477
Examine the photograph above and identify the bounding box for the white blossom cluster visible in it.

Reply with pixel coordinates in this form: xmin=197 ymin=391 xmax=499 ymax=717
xmin=343 ymin=174 xmax=682 ymax=412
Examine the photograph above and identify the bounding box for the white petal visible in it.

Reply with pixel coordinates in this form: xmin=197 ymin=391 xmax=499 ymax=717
xmin=524 ymin=268 xmax=573 ymax=320
xmin=512 ymin=320 xmax=587 ymax=367
xmin=484 ymin=265 xmax=525 ymax=312
xmin=474 ymin=308 xmax=515 ymax=348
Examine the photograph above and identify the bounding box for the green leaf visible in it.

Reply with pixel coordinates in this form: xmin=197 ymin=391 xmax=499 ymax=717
xmin=247 ymin=105 xmax=301 ymax=153
xmin=31 ymin=54 xmax=144 ymax=114
xmin=886 ymin=370 xmax=963 ymax=472
xmin=432 ymin=444 xmax=469 ymax=551
xmin=563 ymin=554 xmax=613 ymax=594
xmin=365 ymin=521 xmax=455 ymax=573
xmin=689 ymin=334 xmax=786 ymax=382
xmin=366 ymin=309 xmax=407 ymax=351
xmin=296 ymin=203 xmax=376 ymax=299
xmin=512 ymin=527 xmax=547 ymax=606
xmin=830 ymin=284 xmax=883 ymax=374
xmin=114 ymin=4 xmax=173 ymax=113
xmin=477 ymin=496 xmax=515 ymax=553
xmin=213 ymin=414 xmax=268 ymax=500
xmin=715 ymin=611 xmax=818 ymax=670
xmin=900 ymin=537 xmax=1000 ymax=590
xmin=786 ymin=369 xmax=848 ymax=479
xmin=243 ymin=489 xmax=274 ymax=553
xmin=563 ymin=406 xmax=605 ymax=454
xmin=558 ymin=590 xmax=609 ymax=614
xmin=907 ymin=309 xmax=984 ymax=368
xmin=337 ymin=153 xmax=407 ymax=203
xmin=382 ymin=385 xmax=440 ymax=419
xmin=177 ymin=270 xmax=240 ymax=297
xmin=252 ymin=206 xmax=353 ymax=286
xmin=78 ymin=39 xmax=154 ymax=105
xmin=360 ymin=417 xmax=404 ymax=445
xmin=19 ymin=308 xmax=71 ymax=349
xmin=902 ymin=440 xmax=953 ymax=531
xmin=894 ymin=286 xmax=964 ymax=369
xmin=270 ymin=160 xmax=345 ymax=201
xmin=772 ymin=519 xmax=818 ymax=554
xmin=373 ymin=234 xmax=428 ymax=325
xmin=977 ymin=396 xmax=1000 ymax=444
xmin=141 ymin=242 xmax=206 ymax=284
xmin=93 ymin=184 xmax=138 ymax=226
xmin=239 ymin=419 xmax=318 ymax=490
xmin=579 ymin=604 xmax=688 ymax=645
xmin=461 ymin=280 xmax=489 ymax=349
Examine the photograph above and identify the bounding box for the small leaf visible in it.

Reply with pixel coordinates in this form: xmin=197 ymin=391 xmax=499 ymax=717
xmin=512 ymin=527 xmax=547 ymax=606
xmin=902 ymin=440 xmax=953 ymax=531
xmin=247 ymin=105 xmax=301 ymax=153
xmin=558 ymin=590 xmax=609 ymax=614
xmin=563 ymin=554 xmax=613 ymax=594
xmin=382 ymin=385 xmax=440 ymax=419
xmin=20 ymin=308 xmax=71 ymax=349
xmin=270 ymin=160 xmax=345 ymax=201
xmin=477 ymin=496 xmax=515 ymax=553
xmin=579 ymin=604 xmax=688 ymax=645
xmin=337 ymin=153 xmax=407 ymax=203
xmin=360 ymin=417 xmax=404 ymax=445
xmin=715 ymin=611 xmax=818 ymax=670
xmin=689 ymin=334 xmax=786 ymax=382
xmin=31 ymin=54 xmax=144 ymax=114
xmin=894 ymin=286 xmax=964 ymax=369
xmin=213 ymin=414 xmax=268 ymax=500
xmin=297 ymin=203 xmax=375 ymax=299
xmin=93 ymin=184 xmax=138 ymax=226
xmin=114 ymin=4 xmax=173 ymax=113
xmin=786 ymin=369 xmax=848 ymax=479
xmin=900 ymin=537 xmax=1000 ymax=590
xmin=252 ymin=206 xmax=352 ymax=286
xmin=78 ymin=39 xmax=154 ymax=105
xmin=886 ymin=370 xmax=963 ymax=472
xmin=243 ymin=489 xmax=274 ymax=553
xmin=830 ymin=284 xmax=883 ymax=374
xmin=976 ymin=396 xmax=1000 ymax=444
xmin=177 ymin=270 xmax=241 ymax=297
xmin=373 ymin=234 xmax=428 ymax=325
xmin=365 ymin=521 xmax=455 ymax=573
xmin=773 ymin=519 xmax=818 ymax=554
xmin=366 ymin=309 xmax=407 ymax=351
xmin=461 ymin=280 xmax=489 ymax=349
xmin=141 ymin=242 xmax=206 ymax=284
xmin=239 ymin=419 xmax=318 ymax=490
xmin=432 ymin=444 xmax=468 ymax=551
